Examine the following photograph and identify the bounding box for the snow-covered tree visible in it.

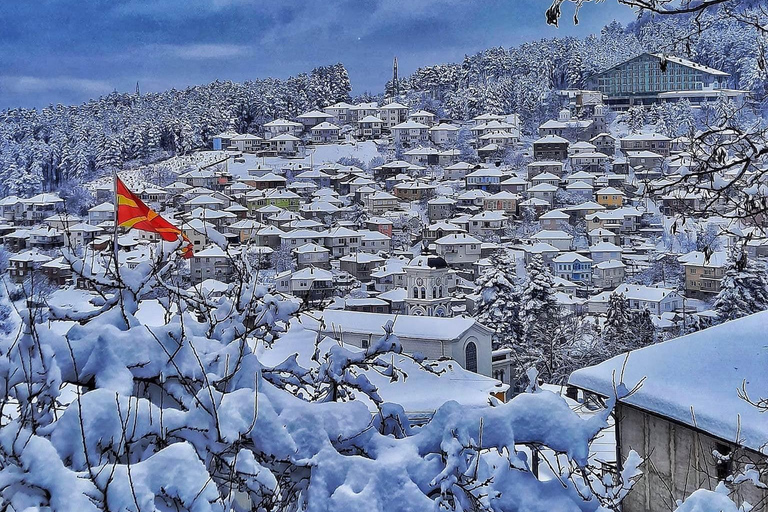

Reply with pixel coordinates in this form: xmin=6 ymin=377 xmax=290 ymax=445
xmin=0 ymin=248 xmax=644 ymax=511
xmin=714 ymin=250 xmax=768 ymax=322
xmin=518 ymin=255 xmax=569 ymax=383
xmin=269 ymin=242 xmax=296 ymax=273
xmin=474 ymin=249 xmax=522 ymax=348
xmin=602 ymin=292 xmax=632 ymax=347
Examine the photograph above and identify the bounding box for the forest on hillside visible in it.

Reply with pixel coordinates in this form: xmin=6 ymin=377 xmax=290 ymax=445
xmin=0 ymin=11 xmax=765 ymax=197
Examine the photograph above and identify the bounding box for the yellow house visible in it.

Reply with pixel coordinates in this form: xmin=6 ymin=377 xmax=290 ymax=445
xmin=595 ymin=187 xmax=625 ymax=208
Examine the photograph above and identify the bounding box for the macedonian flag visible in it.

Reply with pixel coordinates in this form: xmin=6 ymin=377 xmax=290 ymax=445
xmin=116 ymin=177 xmax=193 ymax=259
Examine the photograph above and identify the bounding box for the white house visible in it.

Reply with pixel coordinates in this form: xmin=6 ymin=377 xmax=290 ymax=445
xmin=592 ymin=259 xmax=626 ymax=289
xmin=301 ymin=310 xmax=494 ymax=376
xmin=275 ymin=267 xmax=334 ymax=302
xmin=230 ymin=134 xmax=263 ymax=153
xmin=323 ymin=101 xmax=355 ymax=125
xmin=526 ymin=183 xmax=558 ymax=205
xmin=391 ymin=120 xmax=430 ymax=146
xmin=189 ymin=245 xmax=235 ymax=284
xmin=378 ymin=102 xmax=409 ymax=129
xmin=467 ymin=211 xmax=507 ymax=238
xmin=552 ymin=252 xmax=593 ymax=284
xmin=589 ymin=241 xmax=623 ymax=263
xmin=408 ymin=110 xmax=437 ymax=126
xmin=611 ymin=283 xmax=683 ymax=315
xmin=265 ymin=134 xmax=301 ymax=156
xmin=310 ymin=122 xmax=341 ymax=144
xmin=429 ymin=123 xmax=460 ymax=145
xmin=434 ymin=233 xmax=482 ymax=268
xmin=531 ymin=230 xmax=573 ymax=251
xmin=296 ymin=109 xmax=335 ymax=129
xmin=356 ymin=115 xmax=384 ymax=139
xmin=263 ymin=119 xmax=303 ymax=139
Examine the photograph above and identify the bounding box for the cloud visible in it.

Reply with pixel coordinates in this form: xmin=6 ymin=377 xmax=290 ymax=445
xmin=152 ymin=43 xmax=251 ymax=60
xmin=0 ymin=75 xmax=113 ymax=95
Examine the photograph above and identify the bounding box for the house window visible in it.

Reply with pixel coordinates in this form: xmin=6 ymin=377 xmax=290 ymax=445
xmin=465 ymin=342 xmax=478 ymax=373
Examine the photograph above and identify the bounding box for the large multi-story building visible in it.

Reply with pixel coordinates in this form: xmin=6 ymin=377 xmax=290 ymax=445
xmin=586 ymin=53 xmax=745 ymax=109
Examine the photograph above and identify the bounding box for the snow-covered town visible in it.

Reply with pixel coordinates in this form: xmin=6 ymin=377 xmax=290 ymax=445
xmin=0 ymin=1 xmax=766 ymax=511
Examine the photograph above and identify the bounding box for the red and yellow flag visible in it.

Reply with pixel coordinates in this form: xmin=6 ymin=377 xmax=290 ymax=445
xmin=116 ymin=177 xmax=193 ymax=259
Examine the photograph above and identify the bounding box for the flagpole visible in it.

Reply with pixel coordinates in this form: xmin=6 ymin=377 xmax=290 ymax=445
xmin=113 ymin=169 xmax=120 ymax=275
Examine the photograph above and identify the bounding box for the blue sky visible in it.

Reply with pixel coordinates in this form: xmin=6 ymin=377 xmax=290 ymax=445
xmin=0 ymin=0 xmax=636 ymax=109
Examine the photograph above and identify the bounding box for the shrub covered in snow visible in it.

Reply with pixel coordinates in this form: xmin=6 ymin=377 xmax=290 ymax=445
xmin=0 ymin=251 xmax=643 ymax=511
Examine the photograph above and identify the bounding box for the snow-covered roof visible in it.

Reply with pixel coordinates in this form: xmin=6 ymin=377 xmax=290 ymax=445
xmin=486 ymin=191 xmax=519 ymax=200
xmin=553 ymin=252 xmax=592 ymax=263
xmin=339 ymin=252 xmax=386 ymax=264
xmin=324 ymin=101 xmax=354 ymax=109
xmin=434 ymin=233 xmax=480 ymax=245
xmin=531 ymin=172 xmax=560 ymax=181
xmin=571 ymin=151 xmax=609 ymax=160
xmin=570 ymin=141 xmax=597 ymax=149
xmin=263 ymin=118 xmax=303 ymax=127
xmin=590 ymin=241 xmax=622 ymax=252
xmin=533 ymin=135 xmax=569 ymax=144
xmin=379 ymin=101 xmax=408 ymax=110
xmin=269 ymin=133 xmax=301 ymax=142
xmin=391 ymin=120 xmax=429 ymax=130
xmin=529 ymin=160 xmax=563 ymax=167
xmin=570 ymin=312 xmax=768 ymax=451
xmin=9 ymin=250 xmax=52 ymax=263
xmin=595 ymin=259 xmax=625 ymax=269
xmin=539 ymin=209 xmax=569 ymax=220
xmin=21 ymin=193 xmax=63 ymax=205
xmin=677 ymin=251 xmax=728 ymax=267
xmin=519 ymin=198 xmax=550 ymax=207
xmin=310 ymin=122 xmax=340 ymax=131
xmin=595 ymin=187 xmax=625 ymax=196
xmin=533 ymin=230 xmax=573 ymax=241
xmin=293 ymin=243 xmax=329 ymax=254
xmin=650 ymin=53 xmax=730 ymax=76
xmin=302 ymin=310 xmax=489 ymax=341
xmin=612 ymin=283 xmax=677 ymax=302
xmin=231 ymin=133 xmax=262 ymax=141
xmin=287 ymin=267 xmax=334 ymax=281
xmin=428 ymin=196 xmax=457 ymax=205
xmin=525 ymin=242 xmax=559 ymax=254
xmin=297 ymin=110 xmax=333 ymax=119
xmin=527 ymin=183 xmax=558 ymax=192
xmin=430 ymin=123 xmax=460 ymax=132
xmin=621 ymin=132 xmax=673 ymax=142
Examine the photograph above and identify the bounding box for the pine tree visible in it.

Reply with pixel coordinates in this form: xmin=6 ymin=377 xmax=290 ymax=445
xmin=714 ymin=250 xmax=768 ymax=322
xmin=474 ymin=250 xmax=521 ymax=348
xmin=567 ymin=46 xmax=585 ymax=89
xmin=518 ymin=255 xmax=566 ymax=383
xmin=631 ymin=308 xmax=657 ymax=348
xmin=96 ymin=136 xmax=123 ymax=170
xmin=602 ymin=292 xmax=632 ymax=347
